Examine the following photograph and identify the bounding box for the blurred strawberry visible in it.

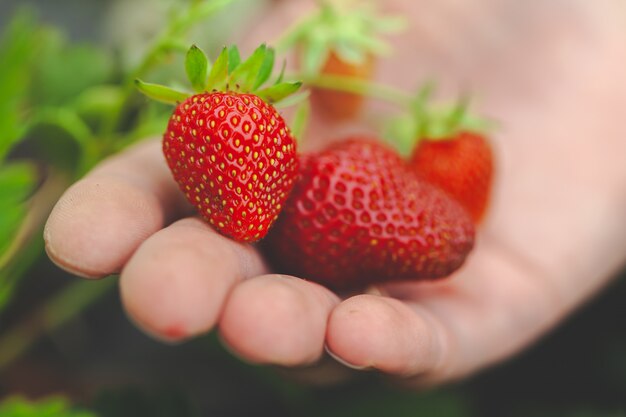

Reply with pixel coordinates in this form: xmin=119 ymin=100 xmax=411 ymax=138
xmin=410 ymin=129 xmax=493 ymax=223
xmin=279 ymin=1 xmax=405 ymax=121
xmin=388 ymin=89 xmax=495 ymax=224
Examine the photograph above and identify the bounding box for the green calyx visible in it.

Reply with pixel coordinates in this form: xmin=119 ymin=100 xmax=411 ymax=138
xmin=411 ymin=87 xmax=483 ymax=140
xmin=385 ymin=84 xmax=493 ymax=156
xmin=277 ymin=0 xmax=407 ymax=76
xmin=135 ymin=44 xmax=303 ymax=106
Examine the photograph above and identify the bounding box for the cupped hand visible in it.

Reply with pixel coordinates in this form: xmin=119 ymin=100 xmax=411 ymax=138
xmin=44 ymin=0 xmax=626 ymax=386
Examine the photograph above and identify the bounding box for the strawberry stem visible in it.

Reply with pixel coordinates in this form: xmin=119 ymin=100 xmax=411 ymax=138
xmin=299 ymin=73 xmax=412 ymax=108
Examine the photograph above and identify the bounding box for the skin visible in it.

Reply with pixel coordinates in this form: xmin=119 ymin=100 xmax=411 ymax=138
xmin=44 ymin=0 xmax=626 ymax=386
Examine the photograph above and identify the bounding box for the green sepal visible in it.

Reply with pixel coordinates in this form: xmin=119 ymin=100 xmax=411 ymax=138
xmin=227 ymin=45 xmax=241 ymax=73
xmin=278 ymin=1 xmax=406 ymax=76
xmin=141 ymin=43 xmax=302 ymax=108
xmin=273 ymin=90 xmax=310 ymax=109
xmin=383 ymin=114 xmax=419 ymax=157
xmin=254 ymin=47 xmax=275 ymax=90
xmin=257 ymin=82 xmax=302 ymax=104
xmin=229 ymin=44 xmax=269 ymax=92
xmin=302 ymin=36 xmax=329 ymax=76
xmin=274 ymin=60 xmax=287 ymax=85
xmin=134 ymin=79 xmax=189 ymax=104
xmin=206 ymin=47 xmax=230 ymax=90
xmin=185 ymin=45 xmax=210 ymax=92
xmin=415 ymin=94 xmax=494 ymax=140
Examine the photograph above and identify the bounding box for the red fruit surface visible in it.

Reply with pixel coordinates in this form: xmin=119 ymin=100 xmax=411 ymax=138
xmin=163 ymin=92 xmax=298 ymax=242
xmin=264 ymin=138 xmax=475 ymax=290
xmin=410 ymin=131 xmax=493 ymax=224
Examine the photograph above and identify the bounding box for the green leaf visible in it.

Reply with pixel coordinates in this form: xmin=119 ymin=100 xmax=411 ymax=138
xmin=229 ymin=44 xmax=269 ymax=92
xmin=135 ymin=80 xmax=189 ymax=104
xmin=334 ymin=39 xmax=367 ymax=65
xmin=25 ymin=108 xmax=96 ymax=174
xmin=274 ymin=60 xmax=287 ymax=85
xmin=254 ymin=47 xmax=275 ymax=90
xmin=73 ymin=85 xmax=125 ymax=118
xmin=0 ymin=10 xmax=40 ymax=162
xmin=185 ymin=45 xmax=210 ymax=92
xmin=0 ymin=204 xmax=26 ymax=262
xmin=0 ymin=162 xmax=37 ymax=207
xmin=302 ymin=36 xmax=330 ymax=76
xmin=35 ymin=39 xmax=113 ymax=107
xmin=0 ymin=396 xmax=97 ymax=417
xmin=256 ymin=82 xmax=302 ymax=104
xmin=206 ymin=47 xmax=230 ymax=90
xmin=227 ymin=45 xmax=241 ymax=73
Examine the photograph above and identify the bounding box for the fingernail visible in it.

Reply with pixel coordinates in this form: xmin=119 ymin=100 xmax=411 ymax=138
xmin=324 ymin=344 xmax=372 ymax=371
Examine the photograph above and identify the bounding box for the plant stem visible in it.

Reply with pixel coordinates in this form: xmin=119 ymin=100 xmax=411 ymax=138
xmin=0 ymin=278 xmax=117 ymax=372
xmin=102 ymin=0 xmax=233 ymax=140
xmin=298 ymin=73 xmax=413 ymax=108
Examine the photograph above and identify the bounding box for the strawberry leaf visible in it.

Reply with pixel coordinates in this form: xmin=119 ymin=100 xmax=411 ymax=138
xmin=185 ymin=45 xmax=209 ymax=92
xmin=257 ymin=82 xmax=303 ymax=104
xmin=254 ymin=46 xmax=275 ymax=90
xmin=134 ymin=79 xmax=189 ymax=104
xmin=229 ymin=44 xmax=268 ymax=92
xmin=227 ymin=45 xmax=241 ymax=73
xmin=0 ymin=396 xmax=97 ymax=417
xmin=207 ymin=47 xmax=230 ymax=90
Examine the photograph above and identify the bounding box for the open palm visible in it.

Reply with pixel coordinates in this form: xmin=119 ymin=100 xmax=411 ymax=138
xmin=44 ymin=0 xmax=626 ymax=386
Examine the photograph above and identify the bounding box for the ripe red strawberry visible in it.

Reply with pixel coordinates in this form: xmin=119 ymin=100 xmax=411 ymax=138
xmin=263 ymin=138 xmax=475 ymax=290
xmin=137 ymin=44 xmax=302 ymax=242
xmin=410 ymin=130 xmax=493 ymax=223
xmin=163 ymin=92 xmax=298 ymax=241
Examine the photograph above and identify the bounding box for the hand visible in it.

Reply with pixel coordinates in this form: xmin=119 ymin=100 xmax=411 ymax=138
xmin=44 ymin=0 xmax=626 ymax=386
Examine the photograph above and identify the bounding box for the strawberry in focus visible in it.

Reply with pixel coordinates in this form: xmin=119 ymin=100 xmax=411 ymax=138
xmin=263 ymin=138 xmax=475 ymax=291
xmin=163 ymin=92 xmax=297 ymax=242
xmin=137 ymin=45 xmax=302 ymax=242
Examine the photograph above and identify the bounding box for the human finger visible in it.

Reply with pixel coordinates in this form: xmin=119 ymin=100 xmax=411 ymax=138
xmin=219 ymin=274 xmax=340 ymax=366
xmin=44 ymin=139 xmax=189 ymax=278
xmin=325 ymin=238 xmax=565 ymax=384
xmin=119 ymin=217 xmax=267 ymax=341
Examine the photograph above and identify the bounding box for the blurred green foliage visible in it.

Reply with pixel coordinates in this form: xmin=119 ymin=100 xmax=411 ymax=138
xmin=0 ymin=396 xmax=96 ymax=417
xmin=0 ymin=0 xmax=235 ymax=317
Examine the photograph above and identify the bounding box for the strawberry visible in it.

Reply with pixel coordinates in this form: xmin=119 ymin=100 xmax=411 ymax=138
xmin=311 ymin=51 xmax=375 ymax=120
xmin=263 ymin=138 xmax=475 ymax=290
xmin=407 ymin=95 xmax=494 ymax=224
xmin=136 ymin=45 xmax=302 ymax=242
xmin=278 ymin=1 xmax=405 ymax=121
xmin=410 ymin=130 xmax=493 ymax=223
